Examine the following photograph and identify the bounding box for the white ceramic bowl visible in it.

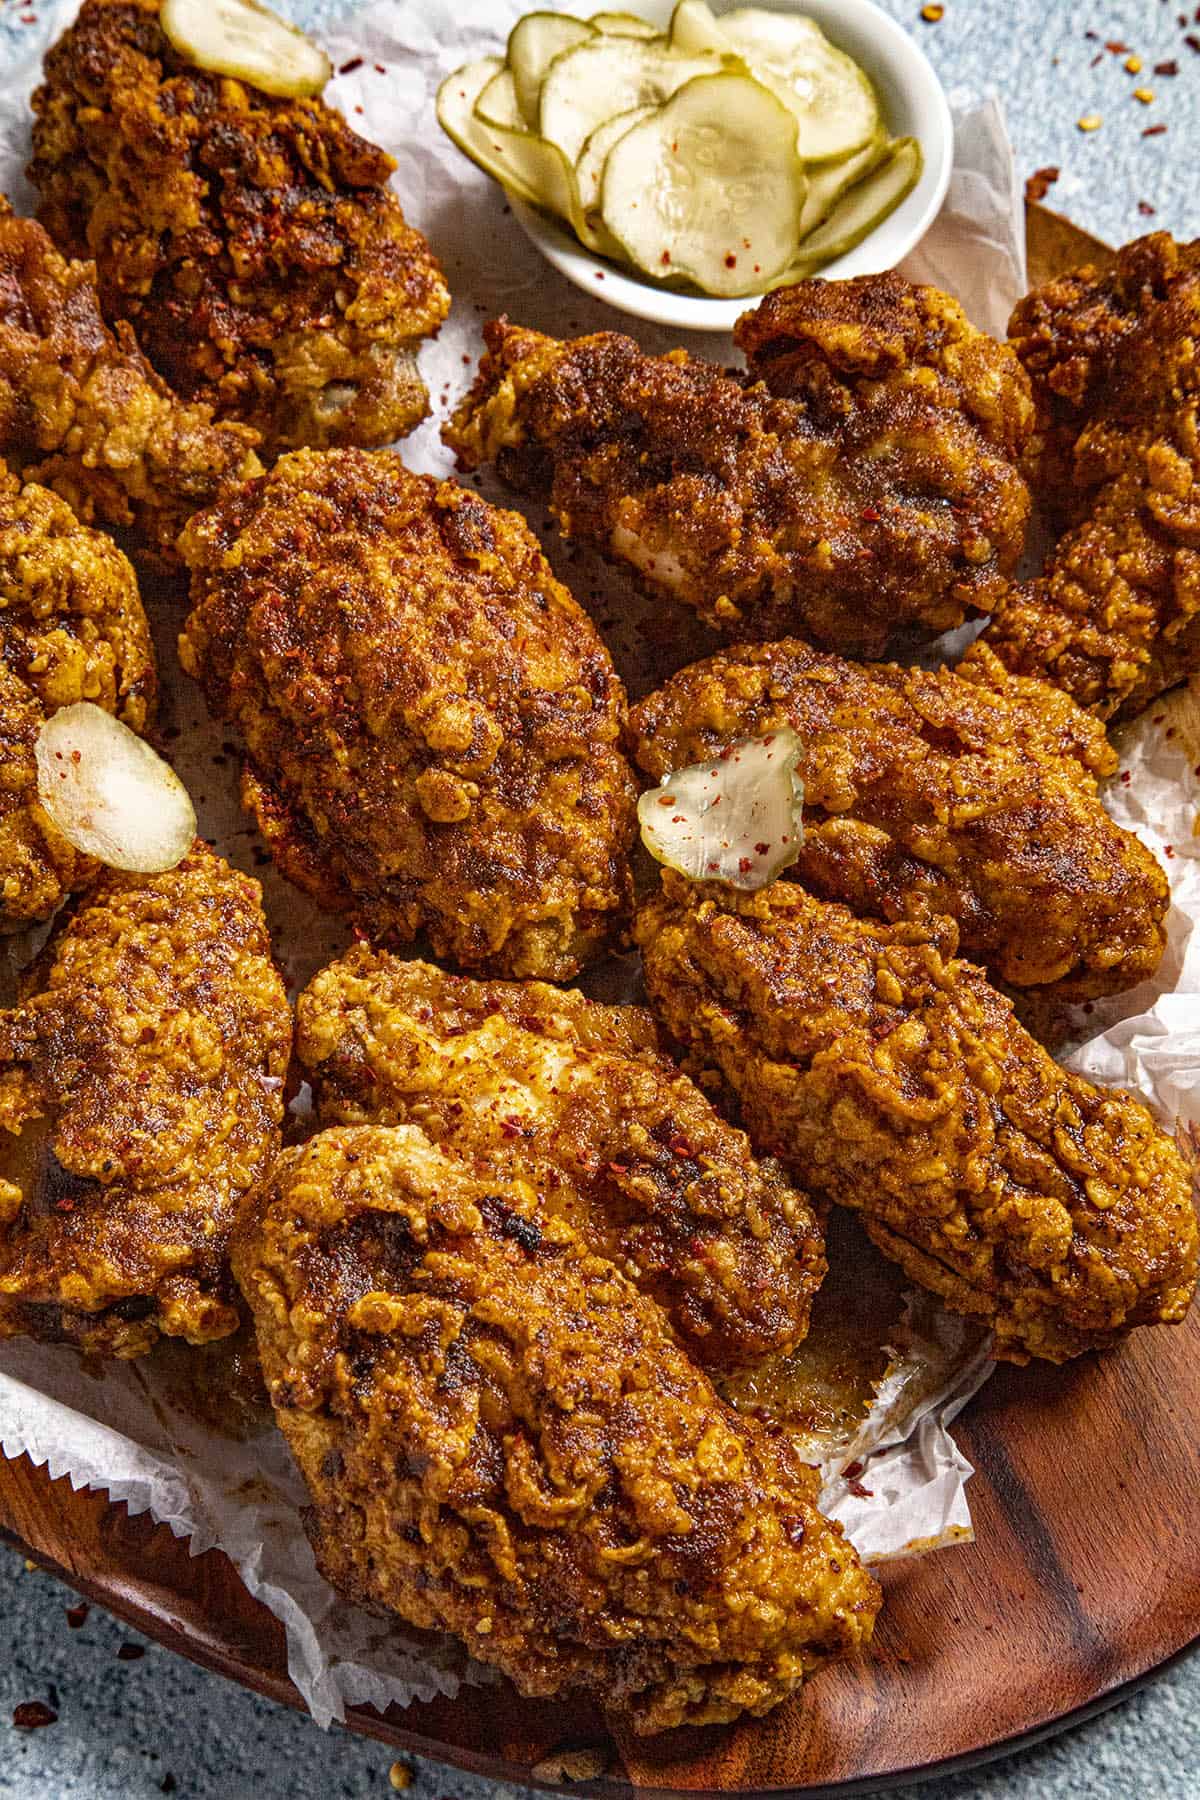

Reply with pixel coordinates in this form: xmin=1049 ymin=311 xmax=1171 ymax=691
xmin=510 ymin=0 xmax=954 ymax=331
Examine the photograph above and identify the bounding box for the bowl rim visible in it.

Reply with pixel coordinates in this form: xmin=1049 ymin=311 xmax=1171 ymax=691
xmin=509 ymin=0 xmax=955 ymax=331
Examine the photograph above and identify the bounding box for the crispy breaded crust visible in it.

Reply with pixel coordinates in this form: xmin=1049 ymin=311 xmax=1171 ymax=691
xmin=444 ymin=283 xmax=1032 ymax=658
xmin=0 ymin=199 xmax=261 ymax=563
xmin=233 ymin=1123 xmax=879 ymax=1731
xmin=977 ymin=233 xmax=1200 ymax=720
xmin=296 ymin=948 xmax=826 ymax=1370
xmin=30 ymin=0 xmax=450 ymax=453
xmin=0 ymin=468 xmax=156 ymax=930
xmin=627 ymin=636 xmax=1168 ymax=1000
xmin=0 ymin=845 xmax=291 ymax=1356
xmin=178 ymin=448 xmax=637 ymax=981
xmin=635 ymin=873 xmax=1198 ymax=1364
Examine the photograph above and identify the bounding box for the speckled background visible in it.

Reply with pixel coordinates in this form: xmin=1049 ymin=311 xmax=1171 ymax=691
xmin=1 ymin=0 xmax=1198 ymax=1795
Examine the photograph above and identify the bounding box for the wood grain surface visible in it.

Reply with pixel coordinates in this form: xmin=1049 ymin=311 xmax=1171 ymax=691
xmin=3 ymin=201 xmax=1194 ymax=1797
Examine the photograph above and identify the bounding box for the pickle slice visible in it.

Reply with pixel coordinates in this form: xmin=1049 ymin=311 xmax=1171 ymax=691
xmin=37 ymin=704 xmax=197 ymax=876
xmin=638 ymin=728 xmax=805 ymax=892
xmin=784 ymin=137 xmax=923 ymax=276
xmin=475 ymin=66 xmax=523 ymax=129
xmin=719 ymin=7 xmax=880 ymax=162
xmin=575 ymin=104 xmax=653 ymax=215
xmin=601 ymin=71 xmax=805 ymax=298
xmin=590 ymin=11 xmax=663 ymax=38
xmin=508 ymin=12 xmax=596 ymax=127
xmin=160 ymin=0 xmax=330 ymax=97
xmin=539 ymin=37 xmax=725 ymax=165
xmin=443 ymin=57 xmax=618 ymax=254
xmin=668 ymin=0 xmax=733 ymax=56
xmin=796 ymin=129 xmax=888 ymax=240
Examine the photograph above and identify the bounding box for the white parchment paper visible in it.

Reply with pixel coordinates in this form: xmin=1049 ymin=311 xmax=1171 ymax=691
xmin=0 ymin=0 xmax=1194 ymax=1731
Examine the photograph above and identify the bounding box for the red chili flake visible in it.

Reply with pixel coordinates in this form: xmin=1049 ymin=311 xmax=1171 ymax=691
xmin=70 ymin=749 xmax=81 ymax=763
xmin=500 ymin=1115 xmax=531 ymax=1139
xmin=1166 ymin=844 xmax=1176 ymax=858
xmin=861 ymin=503 xmax=881 ymax=521
xmin=1143 ymin=122 xmax=1168 ymax=134
xmin=661 ymin=250 xmax=671 ymax=265
xmin=1155 ymin=58 xmax=1179 ymax=73
xmin=13 ymin=1701 xmax=57 ymax=1730
xmin=353 ymin=105 xmax=364 ymax=115
xmin=707 ymin=859 xmax=719 ymax=871
xmin=1121 ymin=769 xmax=1133 ymax=782
xmin=1138 ymin=199 xmax=1157 ymax=214
xmin=754 ymin=841 xmax=770 ymax=855
xmin=116 ymin=1642 xmax=145 ymax=1661
xmin=606 ymin=1161 xmax=627 ymax=1178
xmin=843 ymin=1460 xmax=865 ymax=1480
xmin=65 ymin=1601 xmax=89 ymax=1629
xmin=594 ymin=271 xmax=605 ymax=280
xmin=338 ymin=56 xmax=363 ymax=73
xmin=1185 ymin=34 xmax=1200 ymax=51
xmin=738 ymin=856 xmax=753 ymax=873
xmin=1024 ymin=165 xmax=1060 ymax=203
xmin=374 ymin=63 xmax=385 ymax=73
xmin=668 ymin=1137 xmax=692 ymax=1157
xmin=847 ymin=1478 xmax=874 ymax=1498
xmin=1089 ymin=51 xmax=1104 ymax=65
xmin=724 ymin=254 xmax=737 ymax=269
xmin=1104 ymin=38 xmax=1129 ymax=52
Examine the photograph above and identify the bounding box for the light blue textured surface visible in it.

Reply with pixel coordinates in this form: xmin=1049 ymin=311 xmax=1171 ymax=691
xmin=1 ymin=1 xmax=1198 ymax=1796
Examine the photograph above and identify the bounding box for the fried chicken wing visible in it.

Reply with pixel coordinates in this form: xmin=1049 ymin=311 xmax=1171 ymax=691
xmin=178 ymin=448 xmax=636 ymax=980
xmin=233 ymin=1123 xmax=879 ymax=1731
xmin=444 ymin=283 xmax=1033 ymax=658
xmin=635 ymin=873 xmax=1198 ymax=1364
xmin=30 ymin=0 xmax=450 ymax=453
xmin=974 ymin=233 xmax=1200 ymax=720
xmin=1 ymin=468 xmax=155 ymax=931
xmin=628 ymin=637 xmax=1168 ymax=1001
xmin=0 ymin=199 xmax=261 ymax=562
xmin=0 ymin=844 xmax=291 ymax=1356
xmin=296 ymin=948 xmax=825 ymax=1370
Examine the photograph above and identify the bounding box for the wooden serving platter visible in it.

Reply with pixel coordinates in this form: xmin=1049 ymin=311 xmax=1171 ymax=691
xmin=5 ymin=203 xmax=1195 ymax=1795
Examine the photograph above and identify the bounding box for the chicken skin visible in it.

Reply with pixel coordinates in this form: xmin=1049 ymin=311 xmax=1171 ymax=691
xmin=974 ymin=233 xmax=1200 ymax=721
xmin=627 ymin=637 xmax=1168 ymax=1001
xmin=233 ymin=1123 xmax=879 ymax=1732
xmin=1 ymin=468 xmax=155 ymax=931
xmin=0 ymin=845 xmax=291 ymax=1357
xmin=179 ymin=449 xmax=635 ymax=979
xmin=636 ymin=873 xmax=1198 ymax=1364
xmin=0 ymin=199 xmax=261 ymax=562
xmin=31 ymin=0 xmax=450 ymax=454
xmin=297 ymin=949 xmax=825 ymax=1371
xmin=444 ymin=285 xmax=1033 ymax=658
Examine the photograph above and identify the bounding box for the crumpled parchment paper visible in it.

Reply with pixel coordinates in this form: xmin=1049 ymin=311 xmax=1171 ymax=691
xmin=0 ymin=0 xmax=1195 ymax=1733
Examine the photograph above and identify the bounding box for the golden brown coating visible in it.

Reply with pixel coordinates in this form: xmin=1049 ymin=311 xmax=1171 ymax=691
xmin=0 ymin=198 xmax=261 ymax=563
xmin=30 ymin=0 xmax=450 ymax=454
xmin=977 ymin=233 xmax=1200 ymax=721
xmin=627 ymin=636 xmax=1168 ymax=1001
xmin=735 ymin=272 xmax=1034 ymax=462
xmin=635 ymin=873 xmax=1198 ymax=1364
xmin=233 ymin=1123 xmax=879 ymax=1732
xmin=297 ymin=948 xmax=826 ymax=1371
xmin=444 ymin=291 xmax=1033 ymax=658
xmin=0 ymin=468 xmax=156 ymax=931
xmin=178 ymin=448 xmax=637 ymax=981
xmin=0 ymin=845 xmax=291 ymax=1357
